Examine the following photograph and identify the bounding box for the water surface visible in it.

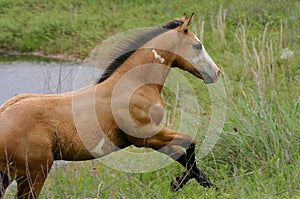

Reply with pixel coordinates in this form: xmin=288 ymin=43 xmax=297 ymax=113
xmin=0 ymin=54 xmax=100 ymax=105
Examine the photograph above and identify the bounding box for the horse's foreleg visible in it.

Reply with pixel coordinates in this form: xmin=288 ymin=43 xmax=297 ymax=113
xmin=186 ymin=143 xmax=213 ymax=187
xmin=170 ymin=143 xmax=213 ymax=192
xmin=127 ymin=127 xmax=213 ymax=191
xmin=157 ymin=145 xmax=191 ymax=191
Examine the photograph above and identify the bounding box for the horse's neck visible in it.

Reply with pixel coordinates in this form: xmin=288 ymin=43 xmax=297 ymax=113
xmin=107 ymin=48 xmax=173 ymax=92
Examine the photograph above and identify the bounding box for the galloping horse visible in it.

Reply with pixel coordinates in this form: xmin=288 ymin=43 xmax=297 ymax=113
xmin=0 ymin=13 xmax=220 ymax=198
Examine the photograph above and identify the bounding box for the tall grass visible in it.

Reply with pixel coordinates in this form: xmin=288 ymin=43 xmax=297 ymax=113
xmin=202 ymin=4 xmax=300 ymax=197
xmin=2 ymin=0 xmax=300 ymax=198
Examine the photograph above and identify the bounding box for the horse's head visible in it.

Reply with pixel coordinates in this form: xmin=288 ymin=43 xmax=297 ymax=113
xmin=171 ymin=13 xmax=221 ymax=84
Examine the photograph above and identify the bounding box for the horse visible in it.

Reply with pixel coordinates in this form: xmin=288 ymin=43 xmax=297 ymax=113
xmin=0 ymin=13 xmax=221 ymax=198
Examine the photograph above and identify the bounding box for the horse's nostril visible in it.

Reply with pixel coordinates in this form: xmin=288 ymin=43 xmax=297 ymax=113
xmin=217 ymin=68 xmax=221 ymax=76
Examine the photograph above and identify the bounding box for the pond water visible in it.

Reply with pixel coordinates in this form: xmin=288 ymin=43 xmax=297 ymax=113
xmin=0 ymin=54 xmax=100 ymax=105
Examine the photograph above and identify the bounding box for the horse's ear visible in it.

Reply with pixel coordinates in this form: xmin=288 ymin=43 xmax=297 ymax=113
xmin=180 ymin=13 xmax=187 ymax=21
xmin=182 ymin=12 xmax=194 ymax=32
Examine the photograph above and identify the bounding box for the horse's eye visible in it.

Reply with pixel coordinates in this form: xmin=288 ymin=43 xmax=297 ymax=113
xmin=192 ymin=43 xmax=202 ymax=51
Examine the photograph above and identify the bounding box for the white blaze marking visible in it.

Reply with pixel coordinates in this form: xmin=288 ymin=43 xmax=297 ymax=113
xmin=152 ymin=49 xmax=165 ymax=63
xmin=192 ymin=45 xmax=214 ymax=66
xmin=192 ymin=55 xmax=202 ymax=64
xmin=191 ymin=43 xmax=219 ymax=83
xmin=192 ymin=34 xmax=204 ymax=64
xmin=194 ymin=34 xmax=201 ymax=42
xmin=91 ymin=138 xmax=105 ymax=156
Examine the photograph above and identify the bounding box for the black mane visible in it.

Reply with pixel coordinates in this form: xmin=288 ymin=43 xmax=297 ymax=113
xmin=96 ymin=19 xmax=184 ymax=84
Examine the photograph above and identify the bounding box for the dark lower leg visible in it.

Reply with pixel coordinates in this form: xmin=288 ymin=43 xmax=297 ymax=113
xmin=170 ymin=170 xmax=191 ymax=192
xmin=186 ymin=143 xmax=213 ymax=188
xmin=0 ymin=172 xmax=9 ymax=198
xmin=16 ymin=175 xmax=43 ymax=199
xmin=158 ymin=145 xmax=187 ymax=167
xmin=130 ymin=128 xmax=213 ymax=191
xmin=156 ymin=146 xmax=192 ymax=192
xmin=171 ymin=143 xmax=213 ymax=192
xmin=16 ymin=176 xmax=33 ymax=199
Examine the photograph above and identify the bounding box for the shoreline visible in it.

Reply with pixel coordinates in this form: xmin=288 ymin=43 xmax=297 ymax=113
xmin=0 ymin=49 xmax=83 ymax=62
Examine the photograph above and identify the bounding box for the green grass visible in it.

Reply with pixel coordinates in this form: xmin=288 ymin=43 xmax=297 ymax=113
xmin=2 ymin=0 xmax=300 ymax=198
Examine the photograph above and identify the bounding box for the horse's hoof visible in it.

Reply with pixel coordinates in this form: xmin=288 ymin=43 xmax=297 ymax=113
xmin=170 ymin=177 xmax=181 ymax=192
xmin=199 ymin=179 xmax=213 ymax=188
xmin=193 ymin=170 xmax=213 ymax=188
xmin=214 ymin=185 xmax=219 ymax=191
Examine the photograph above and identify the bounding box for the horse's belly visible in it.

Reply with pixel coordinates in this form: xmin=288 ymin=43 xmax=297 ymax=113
xmin=53 ymin=128 xmax=123 ymax=161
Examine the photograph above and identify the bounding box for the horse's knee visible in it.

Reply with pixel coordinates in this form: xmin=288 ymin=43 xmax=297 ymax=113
xmin=126 ymin=128 xmax=196 ymax=150
xmin=172 ymin=132 xmax=195 ymax=148
xmin=125 ymin=135 xmax=147 ymax=148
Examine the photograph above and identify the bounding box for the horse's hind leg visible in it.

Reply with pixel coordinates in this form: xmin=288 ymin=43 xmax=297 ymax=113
xmin=16 ymin=169 xmax=49 ymax=199
xmin=15 ymin=154 xmax=53 ymax=198
xmin=0 ymin=172 xmax=10 ymax=198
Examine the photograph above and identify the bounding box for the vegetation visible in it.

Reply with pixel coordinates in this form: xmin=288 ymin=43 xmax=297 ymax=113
xmin=1 ymin=0 xmax=300 ymax=198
